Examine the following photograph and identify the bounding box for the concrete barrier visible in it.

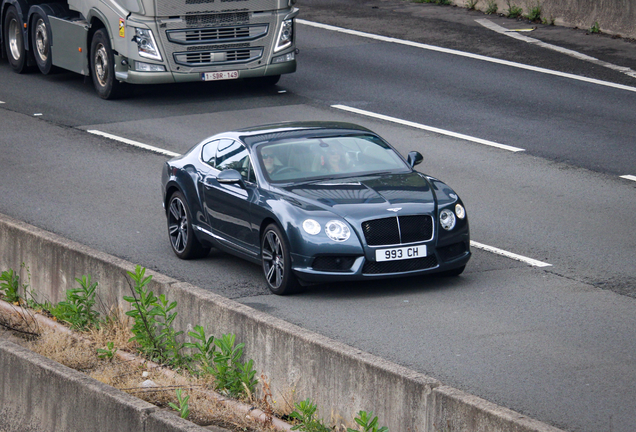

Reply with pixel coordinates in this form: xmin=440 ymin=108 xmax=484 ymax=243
xmin=450 ymin=0 xmax=636 ymax=39
xmin=0 ymin=212 xmax=564 ymax=432
xmin=0 ymin=340 xmax=211 ymax=432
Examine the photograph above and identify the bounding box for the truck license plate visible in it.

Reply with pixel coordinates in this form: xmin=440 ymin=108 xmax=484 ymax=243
xmin=202 ymin=71 xmax=239 ymax=81
xmin=376 ymin=245 xmax=427 ymax=262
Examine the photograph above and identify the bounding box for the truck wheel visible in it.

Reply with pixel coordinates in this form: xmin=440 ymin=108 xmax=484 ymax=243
xmin=3 ymin=6 xmax=33 ymax=73
xmin=90 ymin=28 xmax=127 ymax=99
xmin=31 ymin=13 xmax=54 ymax=74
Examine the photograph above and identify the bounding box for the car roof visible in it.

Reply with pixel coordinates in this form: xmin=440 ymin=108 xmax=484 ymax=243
xmin=226 ymin=121 xmax=376 ymax=147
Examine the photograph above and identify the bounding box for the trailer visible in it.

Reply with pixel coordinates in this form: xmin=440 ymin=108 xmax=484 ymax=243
xmin=1 ymin=0 xmax=297 ymax=98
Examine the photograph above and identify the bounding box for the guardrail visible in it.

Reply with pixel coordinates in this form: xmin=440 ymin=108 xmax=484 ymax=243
xmin=0 ymin=212 xmax=563 ymax=432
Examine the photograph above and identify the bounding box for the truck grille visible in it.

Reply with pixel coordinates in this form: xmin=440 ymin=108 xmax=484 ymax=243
xmin=167 ymin=24 xmax=268 ymax=44
xmin=185 ymin=12 xmax=250 ymax=27
xmin=362 ymin=215 xmax=433 ymax=246
xmin=173 ymin=48 xmax=262 ymax=66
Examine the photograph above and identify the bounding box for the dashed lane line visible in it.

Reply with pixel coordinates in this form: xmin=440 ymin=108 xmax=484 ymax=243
xmin=471 ymin=241 xmax=552 ymax=267
xmin=87 ymin=129 xmax=180 ymax=157
xmin=332 ymin=105 xmax=525 ymax=152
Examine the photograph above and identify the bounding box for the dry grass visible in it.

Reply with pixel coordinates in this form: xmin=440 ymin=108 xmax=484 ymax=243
xmin=1 ymin=305 xmax=286 ymax=432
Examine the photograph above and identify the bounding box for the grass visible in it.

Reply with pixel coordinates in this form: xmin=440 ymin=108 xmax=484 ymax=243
xmin=7 ymin=307 xmax=282 ymax=431
xmin=485 ymin=0 xmax=498 ymax=14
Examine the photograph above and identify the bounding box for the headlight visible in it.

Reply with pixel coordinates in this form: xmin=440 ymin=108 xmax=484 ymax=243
xmin=302 ymin=219 xmax=321 ymax=235
xmin=133 ymin=28 xmax=162 ymax=61
xmin=325 ymin=220 xmax=350 ymax=242
xmin=440 ymin=209 xmax=456 ymax=231
xmin=455 ymin=203 xmax=466 ymax=219
xmin=274 ymin=19 xmax=293 ymax=52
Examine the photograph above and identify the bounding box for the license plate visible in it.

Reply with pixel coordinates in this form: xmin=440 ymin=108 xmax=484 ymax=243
xmin=376 ymin=245 xmax=427 ymax=262
xmin=201 ymin=71 xmax=239 ymax=81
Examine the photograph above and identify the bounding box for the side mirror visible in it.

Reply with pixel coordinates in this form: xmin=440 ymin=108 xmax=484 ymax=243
xmin=407 ymin=151 xmax=423 ymax=167
xmin=217 ymin=169 xmax=244 ymax=185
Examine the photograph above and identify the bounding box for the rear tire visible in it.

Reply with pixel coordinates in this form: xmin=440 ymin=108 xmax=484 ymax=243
xmin=31 ymin=13 xmax=54 ymax=74
xmin=167 ymin=191 xmax=210 ymax=259
xmin=261 ymin=223 xmax=300 ymax=295
xmin=3 ymin=6 xmax=34 ymax=73
xmin=90 ymin=28 xmax=128 ymax=99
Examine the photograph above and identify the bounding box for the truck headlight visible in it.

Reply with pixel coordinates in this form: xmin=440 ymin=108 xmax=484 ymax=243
xmin=133 ymin=28 xmax=162 ymax=61
xmin=274 ymin=19 xmax=293 ymax=52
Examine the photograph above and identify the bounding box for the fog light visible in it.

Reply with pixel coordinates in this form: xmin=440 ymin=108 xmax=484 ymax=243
xmin=135 ymin=61 xmax=166 ymax=72
xmin=272 ymin=51 xmax=295 ymax=64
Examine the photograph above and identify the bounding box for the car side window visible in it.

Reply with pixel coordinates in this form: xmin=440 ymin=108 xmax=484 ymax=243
xmin=201 ymin=140 xmax=221 ymax=167
xmin=216 ymin=140 xmax=254 ymax=183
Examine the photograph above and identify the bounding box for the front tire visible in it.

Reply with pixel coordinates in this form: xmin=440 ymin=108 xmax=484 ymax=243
xmin=3 ymin=6 xmax=33 ymax=73
xmin=167 ymin=192 xmax=210 ymax=259
xmin=90 ymin=28 xmax=127 ymax=99
xmin=31 ymin=13 xmax=54 ymax=74
xmin=261 ymin=224 xmax=299 ymax=295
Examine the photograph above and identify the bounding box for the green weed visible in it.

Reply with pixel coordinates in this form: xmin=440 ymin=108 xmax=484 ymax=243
xmin=506 ymin=1 xmax=523 ymax=18
xmin=485 ymin=0 xmax=498 ymax=14
xmin=347 ymin=411 xmax=388 ymax=432
xmin=465 ymin=0 xmax=479 ymax=10
xmin=50 ymin=275 xmax=101 ymax=330
xmin=0 ymin=269 xmax=22 ymax=303
xmin=97 ymin=341 xmax=118 ymax=360
xmin=290 ymin=399 xmax=331 ymax=432
xmin=123 ymin=265 xmax=188 ymax=369
xmin=168 ymin=388 xmax=191 ymax=419
xmin=590 ymin=21 xmax=600 ymax=33
xmin=526 ymin=3 xmax=541 ymax=21
xmin=210 ymin=333 xmax=258 ymax=399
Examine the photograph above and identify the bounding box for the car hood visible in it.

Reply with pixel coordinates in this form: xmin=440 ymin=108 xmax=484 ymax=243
xmin=280 ymin=172 xmax=437 ymax=219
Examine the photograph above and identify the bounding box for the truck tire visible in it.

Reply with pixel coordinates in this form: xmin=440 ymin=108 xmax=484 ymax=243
xmin=31 ymin=13 xmax=54 ymax=74
xmin=90 ymin=28 xmax=127 ymax=99
xmin=3 ymin=6 xmax=34 ymax=73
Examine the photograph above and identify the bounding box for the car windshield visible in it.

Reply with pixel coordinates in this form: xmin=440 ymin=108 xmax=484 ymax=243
xmin=257 ymin=134 xmax=410 ymax=183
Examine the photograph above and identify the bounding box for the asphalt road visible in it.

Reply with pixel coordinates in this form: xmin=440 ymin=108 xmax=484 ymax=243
xmin=1 ymin=2 xmax=636 ymax=431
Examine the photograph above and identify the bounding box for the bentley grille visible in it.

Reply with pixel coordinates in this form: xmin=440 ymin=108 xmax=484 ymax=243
xmin=362 ymin=215 xmax=433 ymax=246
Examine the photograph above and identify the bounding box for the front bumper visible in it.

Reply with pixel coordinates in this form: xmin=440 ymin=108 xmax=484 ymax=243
xmin=114 ymin=56 xmax=296 ymax=85
xmin=290 ymin=236 xmax=471 ymax=283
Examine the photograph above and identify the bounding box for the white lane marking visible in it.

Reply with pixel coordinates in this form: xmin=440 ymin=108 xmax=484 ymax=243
xmin=87 ymin=130 xmax=181 ymax=157
xmin=476 ymin=19 xmax=636 ymax=79
xmin=471 ymin=241 xmax=552 ymax=267
xmin=298 ymin=19 xmax=636 ymax=93
xmin=332 ymin=104 xmax=525 ymax=152
xmin=0 ymin=101 xmax=5 ymax=104
xmin=620 ymin=175 xmax=636 ymax=182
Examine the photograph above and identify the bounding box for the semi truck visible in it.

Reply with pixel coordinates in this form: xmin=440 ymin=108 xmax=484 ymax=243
xmin=1 ymin=0 xmax=297 ymax=98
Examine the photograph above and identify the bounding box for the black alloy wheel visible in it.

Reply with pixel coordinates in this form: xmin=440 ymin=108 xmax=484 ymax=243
xmin=3 ymin=6 xmax=33 ymax=73
xmin=167 ymin=192 xmax=210 ymax=259
xmin=261 ymin=224 xmax=300 ymax=295
xmin=90 ymin=28 xmax=127 ymax=99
